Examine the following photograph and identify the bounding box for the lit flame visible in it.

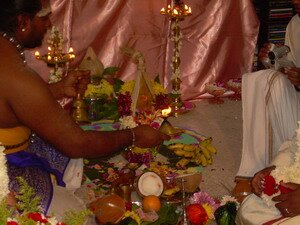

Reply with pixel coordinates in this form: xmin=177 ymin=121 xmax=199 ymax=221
xmin=173 ymin=9 xmax=179 ymax=15
xmin=68 ymin=47 xmax=74 ymax=53
xmin=162 ymin=107 xmax=172 ymax=117
xmin=34 ymin=51 xmax=40 ymax=59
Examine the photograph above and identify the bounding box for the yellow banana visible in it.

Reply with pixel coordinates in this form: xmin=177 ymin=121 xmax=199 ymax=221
xmin=168 ymin=143 xmax=185 ymax=150
xmin=199 ymin=153 xmax=208 ymax=167
xmin=176 ymin=158 xmax=190 ymax=168
xmin=183 ymin=144 xmax=197 ymax=152
xmin=199 ymin=137 xmax=213 ymax=147
xmin=207 ymin=156 xmax=213 ymax=165
xmin=206 ymin=145 xmax=217 ymax=154
xmin=174 ymin=150 xmax=195 ymax=158
xmin=193 ymin=154 xmax=202 ymax=165
xmin=200 ymin=146 xmax=211 ymax=160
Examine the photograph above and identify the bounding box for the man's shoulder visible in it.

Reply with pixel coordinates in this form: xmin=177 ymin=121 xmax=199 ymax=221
xmin=288 ymin=15 xmax=300 ymax=25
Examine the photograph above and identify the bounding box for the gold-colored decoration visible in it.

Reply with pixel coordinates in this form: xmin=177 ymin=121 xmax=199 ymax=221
xmin=34 ymin=26 xmax=75 ymax=83
xmin=71 ymin=93 xmax=90 ymax=124
xmin=34 ymin=26 xmax=89 ymax=124
xmin=160 ymin=0 xmax=192 ymax=117
xmin=159 ymin=107 xmax=183 ymax=135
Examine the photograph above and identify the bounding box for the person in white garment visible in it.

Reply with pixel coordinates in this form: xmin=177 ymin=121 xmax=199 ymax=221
xmin=236 ymin=0 xmax=300 ymax=181
xmin=236 ymin=122 xmax=300 ymax=225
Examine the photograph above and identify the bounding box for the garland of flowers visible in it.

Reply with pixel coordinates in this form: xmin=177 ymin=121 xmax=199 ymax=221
xmin=47 ymin=26 xmax=64 ymax=84
xmin=261 ymin=121 xmax=300 ymax=206
xmin=0 ymin=146 xmax=9 ymax=202
xmin=170 ymin=19 xmax=182 ymax=82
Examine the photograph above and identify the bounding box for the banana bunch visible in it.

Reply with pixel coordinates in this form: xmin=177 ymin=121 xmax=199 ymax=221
xmin=167 ymin=137 xmax=217 ymax=167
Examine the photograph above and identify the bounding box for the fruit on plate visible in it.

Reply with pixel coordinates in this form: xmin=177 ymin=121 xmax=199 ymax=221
xmin=166 ymin=137 xmax=218 ymax=167
xmin=142 ymin=195 xmax=161 ymax=212
xmin=137 ymin=172 xmax=164 ymax=197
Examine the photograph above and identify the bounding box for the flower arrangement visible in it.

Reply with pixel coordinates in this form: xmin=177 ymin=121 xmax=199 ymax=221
xmin=83 ymin=75 xmax=170 ymax=124
xmin=186 ymin=192 xmax=220 ymax=225
xmin=184 ymin=193 xmax=240 ymax=225
xmin=261 ymin=122 xmax=300 ymax=207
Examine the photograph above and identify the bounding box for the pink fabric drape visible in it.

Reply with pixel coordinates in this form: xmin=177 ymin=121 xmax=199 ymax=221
xmin=26 ymin=0 xmax=259 ymax=101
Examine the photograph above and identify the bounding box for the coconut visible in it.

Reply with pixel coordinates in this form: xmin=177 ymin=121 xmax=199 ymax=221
xmin=137 ymin=172 xmax=164 ymax=197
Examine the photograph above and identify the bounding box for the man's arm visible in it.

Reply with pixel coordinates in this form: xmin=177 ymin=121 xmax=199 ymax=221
xmin=2 ymin=64 xmax=168 ymax=158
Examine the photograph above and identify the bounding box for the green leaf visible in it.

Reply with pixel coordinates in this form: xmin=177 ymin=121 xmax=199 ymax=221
xmin=15 ymin=177 xmax=41 ymax=213
xmin=103 ymin=67 xmax=119 ymax=75
xmin=114 ymin=79 xmax=125 ymax=93
xmin=154 ymin=75 xmax=160 ymax=84
xmin=143 ymin=204 xmax=180 ymax=225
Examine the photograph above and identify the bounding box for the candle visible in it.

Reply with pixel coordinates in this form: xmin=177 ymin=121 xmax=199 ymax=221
xmin=48 ymin=46 xmax=52 ymax=51
xmin=47 ymin=55 xmax=52 ymax=61
xmin=188 ymin=7 xmax=192 ymax=14
xmin=68 ymin=47 xmax=74 ymax=53
xmin=160 ymin=7 xmax=166 ymax=14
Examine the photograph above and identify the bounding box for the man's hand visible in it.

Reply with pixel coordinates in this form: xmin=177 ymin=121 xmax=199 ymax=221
xmin=258 ymin=43 xmax=275 ymax=63
xmin=282 ymin=67 xmax=300 ymax=87
xmin=133 ymin=125 xmax=170 ymax=148
xmin=273 ymin=183 xmax=300 ymax=217
xmin=251 ymin=166 xmax=275 ymax=196
xmin=62 ymin=69 xmax=90 ymax=97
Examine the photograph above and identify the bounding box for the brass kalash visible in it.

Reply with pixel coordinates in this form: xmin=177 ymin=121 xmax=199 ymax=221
xmin=71 ymin=92 xmax=89 ymax=124
xmin=35 ymin=26 xmax=89 ymax=124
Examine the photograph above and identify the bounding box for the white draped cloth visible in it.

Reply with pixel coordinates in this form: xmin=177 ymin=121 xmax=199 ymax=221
xmin=237 ymin=15 xmax=300 ymax=178
xmin=236 ymin=136 xmax=300 ymax=225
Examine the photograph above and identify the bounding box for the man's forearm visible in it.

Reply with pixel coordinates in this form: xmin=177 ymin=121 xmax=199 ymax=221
xmin=48 ymin=81 xmax=64 ymax=99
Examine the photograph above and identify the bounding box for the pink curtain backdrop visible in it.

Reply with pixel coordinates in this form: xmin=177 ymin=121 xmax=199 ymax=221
xmin=26 ymin=0 xmax=259 ymax=101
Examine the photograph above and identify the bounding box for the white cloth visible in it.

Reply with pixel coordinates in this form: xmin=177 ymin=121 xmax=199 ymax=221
xmin=237 ymin=15 xmax=300 ymax=177
xmin=285 ymin=15 xmax=300 ymax=67
xmin=63 ymin=158 xmax=84 ymax=189
xmin=236 ymin=138 xmax=299 ymax=225
xmin=237 ymin=70 xmax=300 ymax=177
xmin=48 ymin=185 xmax=97 ymax=225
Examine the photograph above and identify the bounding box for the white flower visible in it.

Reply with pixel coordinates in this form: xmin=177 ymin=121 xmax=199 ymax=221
xmin=220 ymin=195 xmax=240 ymax=208
xmin=46 ymin=216 xmax=59 ymax=225
xmin=119 ymin=116 xmax=138 ymax=129
xmin=0 ymin=145 xmax=10 ymax=202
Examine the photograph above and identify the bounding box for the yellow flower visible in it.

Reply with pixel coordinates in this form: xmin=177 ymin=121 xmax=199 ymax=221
xmin=124 ymin=211 xmax=141 ymax=225
xmin=151 ymin=80 xmax=167 ymax=95
xmin=120 ymin=80 xmax=135 ymax=94
xmin=84 ymin=79 xmax=114 ymax=97
xmin=202 ymin=203 xmax=214 ymax=220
